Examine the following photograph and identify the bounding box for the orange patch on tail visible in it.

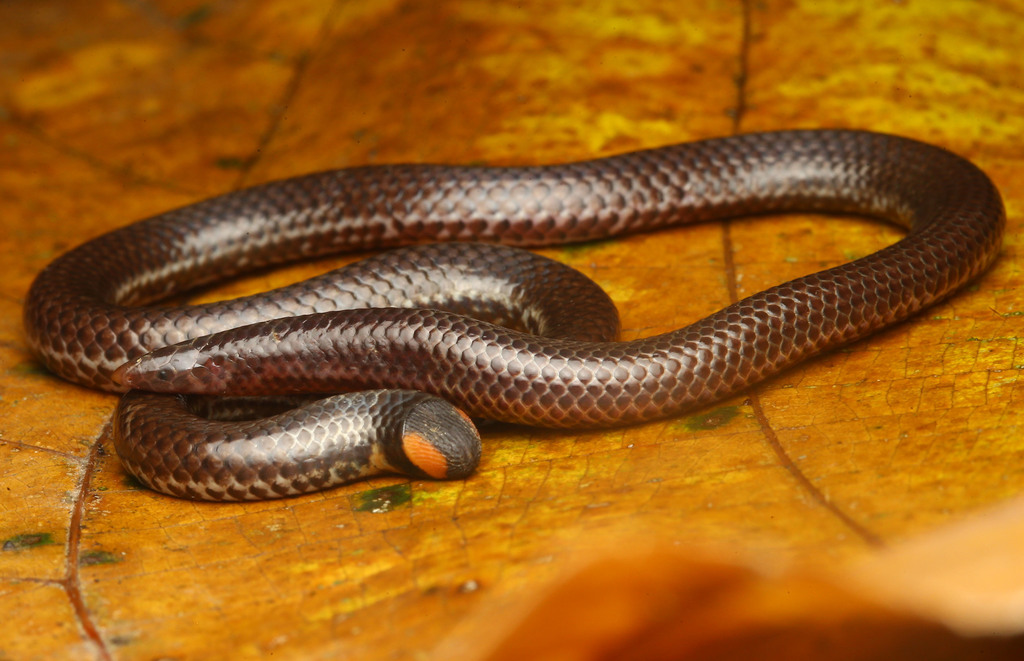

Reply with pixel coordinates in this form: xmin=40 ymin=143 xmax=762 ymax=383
xmin=455 ymin=407 xmax=474 ymax=425
xmin=402 ymin=432 xmax=449 ymax=479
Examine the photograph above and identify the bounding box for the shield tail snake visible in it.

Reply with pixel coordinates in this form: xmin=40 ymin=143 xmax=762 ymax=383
xmin=22 ymin=130 xmax=1005 ymax=500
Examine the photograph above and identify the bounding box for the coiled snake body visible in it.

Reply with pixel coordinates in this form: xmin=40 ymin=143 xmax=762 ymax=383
xmin=23 ymin=130 xmax=1005 ymax=500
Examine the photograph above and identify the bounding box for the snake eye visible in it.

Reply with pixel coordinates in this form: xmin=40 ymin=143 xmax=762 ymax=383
xmin=157 ymin=367 xmax=174 ymax=382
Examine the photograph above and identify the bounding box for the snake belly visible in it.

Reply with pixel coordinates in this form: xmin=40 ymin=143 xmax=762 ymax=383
xmin=23 ymin=129 xmax=1006 ymax=499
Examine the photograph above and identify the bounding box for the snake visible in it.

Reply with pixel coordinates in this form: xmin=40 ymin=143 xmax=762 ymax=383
xmin=22 ymin=130 xmax=1005 ymax=501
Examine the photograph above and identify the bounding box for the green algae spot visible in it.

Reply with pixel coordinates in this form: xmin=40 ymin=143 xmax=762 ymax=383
xmin=3 ymin=532 xmax=56 ymax=551
xmin=215 ymin=156 xmax=248 ymax=170
xmin=353 ymin=484 xmax=412 ymax=513
xmin=79 ymin=549 xmax=121 ymax=566
xmin=179 ymin=4 xmax=213 ymax=28
xmin=675 ymin=405 xmax=741 ymax=432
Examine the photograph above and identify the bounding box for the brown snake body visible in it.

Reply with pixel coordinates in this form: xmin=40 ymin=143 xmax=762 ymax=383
xmin=23 ymin=130 xmax=1005 ymax=500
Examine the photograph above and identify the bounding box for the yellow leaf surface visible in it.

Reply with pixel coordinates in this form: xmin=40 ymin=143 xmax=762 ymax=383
xmin=2 ymin=1 xmax=1022 ymax=660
